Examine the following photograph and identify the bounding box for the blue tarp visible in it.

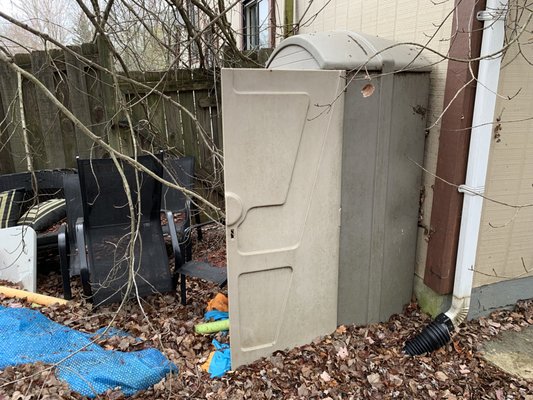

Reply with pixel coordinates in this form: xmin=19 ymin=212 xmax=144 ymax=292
xmin=0 ymin=306 xmax=177 ymax=397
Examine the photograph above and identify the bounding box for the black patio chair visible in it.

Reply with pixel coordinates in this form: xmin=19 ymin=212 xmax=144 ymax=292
xmin=162 ymin=155 xmax=227 ymax=305
xmin=67 ymin=154 xmax=180 ymax=306
xmin=59 ymin=155 xmax=226 ymax=304
xmin=161 ymin=156 xmax=201 ymax=262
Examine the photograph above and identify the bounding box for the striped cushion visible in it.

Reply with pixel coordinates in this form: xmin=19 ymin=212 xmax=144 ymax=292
xmin=0 ymin=188 xmax=25 ymax=228
xmin=18 ymin=198 xmax=66 ymax=231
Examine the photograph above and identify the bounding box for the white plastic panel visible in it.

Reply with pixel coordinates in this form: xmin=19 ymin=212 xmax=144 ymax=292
xmin=0 ymin=226 xmax=37 ymax=292
xmin=222 ymin=68 xmax=345 ymax=368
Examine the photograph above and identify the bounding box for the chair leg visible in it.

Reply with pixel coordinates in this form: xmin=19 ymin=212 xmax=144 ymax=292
xmin=58 ymin=224 xmax=72 ymax=300
xmin=166 ymin=210 xmax=187 ymax=303
xmin=194 ymin=205 xmax=203 ymax=242
xmin=185 ymin=237 xmax=192 ymax=262
xmin=180 ymin=274 xmax=187 ymax=305
xmin=80 ymin=268 xmax=92 ymax=298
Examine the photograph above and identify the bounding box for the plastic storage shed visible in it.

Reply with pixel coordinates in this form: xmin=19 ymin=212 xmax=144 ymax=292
xmin=222 ymin=31 xmax=431 ymax=368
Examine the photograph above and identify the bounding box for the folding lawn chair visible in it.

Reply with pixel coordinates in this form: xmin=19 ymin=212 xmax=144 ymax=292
xmin=161 ymin=156 xmax=200 ymax=261
xmin=162 ymin=155 xmax=227 ymax=305
xmin=68 ymin=154 xmax=180 ymax=306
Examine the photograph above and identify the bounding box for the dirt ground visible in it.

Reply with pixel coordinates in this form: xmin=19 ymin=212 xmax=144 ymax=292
xmin=1 ymin=224 xmax=532 ymax=399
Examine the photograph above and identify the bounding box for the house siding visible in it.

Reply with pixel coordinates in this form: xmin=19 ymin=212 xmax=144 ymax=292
xmin=475 ymin=8 xmax=533 ymax=288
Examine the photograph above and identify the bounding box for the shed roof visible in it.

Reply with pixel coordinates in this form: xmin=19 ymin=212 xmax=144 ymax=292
xmin=267 ymin=31 xmax=432 ymax=72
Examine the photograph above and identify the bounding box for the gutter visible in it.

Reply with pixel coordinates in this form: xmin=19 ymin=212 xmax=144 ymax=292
xmin=405 ymin=0 xmax=508 ymax=355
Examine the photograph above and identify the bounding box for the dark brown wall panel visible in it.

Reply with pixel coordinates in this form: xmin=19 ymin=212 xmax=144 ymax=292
xmin=424 ymin=0 xmax=487 ymax=294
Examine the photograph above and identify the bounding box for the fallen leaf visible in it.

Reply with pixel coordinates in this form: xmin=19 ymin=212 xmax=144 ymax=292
xmin=336 ymin=346 xmax=348 ymax=359
xmin=335 ymin=325 xmax=347 ymax=334
xmin=361 ymin=83 xmax=375 ymax=98
xmin=488 ymin=320 xmax=501 ymax=328
xmin=10 ymin=392 xmax=25 ymax=400
xmin=389 ymin=374 xmax=403 ymax=387
xmin=435 ymin=371 xmax=448 ymax=382
xmin=367 ymin=373 xmax=381 ymax=386
xmin=459 ymin=365 xmax=471 ymax=374
xmin=301 ymin=365 xmax=312 ymax=378
xmin=118 ymin=338 xmax=130 ymax=351
xmin=452 ymin=340 xmax=462 ymax=353
xmin=320 ymin=371 xmax=331 ymax=382
xmin=297 ymin=383 xmax=309 ymax=397
xmin=442 ymin=390 xmax=457 ymax=400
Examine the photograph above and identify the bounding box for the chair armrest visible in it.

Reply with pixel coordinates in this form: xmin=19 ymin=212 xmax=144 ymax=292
xmin=58 ymin=224 xmax=72 ymax=300
xmin=165 ymin=210 xmax=183 ymax=270
xmin=75 ymin=217 xmax=91 ymax=298
xmin=75 ymin=217 xmax=87 ymax=270
xmin=161 ymin=204 xmax=189 ymax=235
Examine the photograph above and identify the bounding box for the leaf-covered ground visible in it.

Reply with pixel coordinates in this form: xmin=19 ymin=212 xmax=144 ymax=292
xmin=1 ymin=225 xmax=532 ymax=399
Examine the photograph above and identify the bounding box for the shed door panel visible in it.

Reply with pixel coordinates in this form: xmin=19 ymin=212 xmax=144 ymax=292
xmin=221 ymin=69 xmax=345 ymax=368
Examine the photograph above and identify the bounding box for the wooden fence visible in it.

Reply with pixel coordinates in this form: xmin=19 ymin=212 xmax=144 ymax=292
xmin=0 ymin=43 xmax=223 ymax=187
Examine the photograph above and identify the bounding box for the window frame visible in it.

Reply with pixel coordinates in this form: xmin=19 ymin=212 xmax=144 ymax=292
xmin=242 ymin=0 xmax=272 ymax=50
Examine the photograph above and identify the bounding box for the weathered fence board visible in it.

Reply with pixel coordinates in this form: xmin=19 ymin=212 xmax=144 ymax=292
xmin=0 ymin=62 xmax=27 ymax=172
xmin=20 ymin=77 xmax=47 ymax=170
xmin=0 ymin=90 xmax=15 ymax=173
xmin=83 ymin=54 xmax=107 ymax=157
xmin=56 ymin=68 xmax=79 ymax=168
xmin=163 ymin=92 xmax=181 ymax=152
xmin=195 ymin=90 xmax=213 ymax=171
xmin=179 ymin=90 xmax=200 ymax=166
xmin=64 ymin=45 xmax=96 ymax=159
xmin=31 ymin=50 xmax=67 ymax=168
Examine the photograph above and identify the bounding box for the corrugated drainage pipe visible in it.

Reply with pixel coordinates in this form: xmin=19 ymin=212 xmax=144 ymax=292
xmin=404 ymin=0 xmax=508 ymax=356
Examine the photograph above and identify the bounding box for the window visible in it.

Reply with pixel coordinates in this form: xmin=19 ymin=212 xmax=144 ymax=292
xmin=243 ymin=0 xmax=270 ymax=50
